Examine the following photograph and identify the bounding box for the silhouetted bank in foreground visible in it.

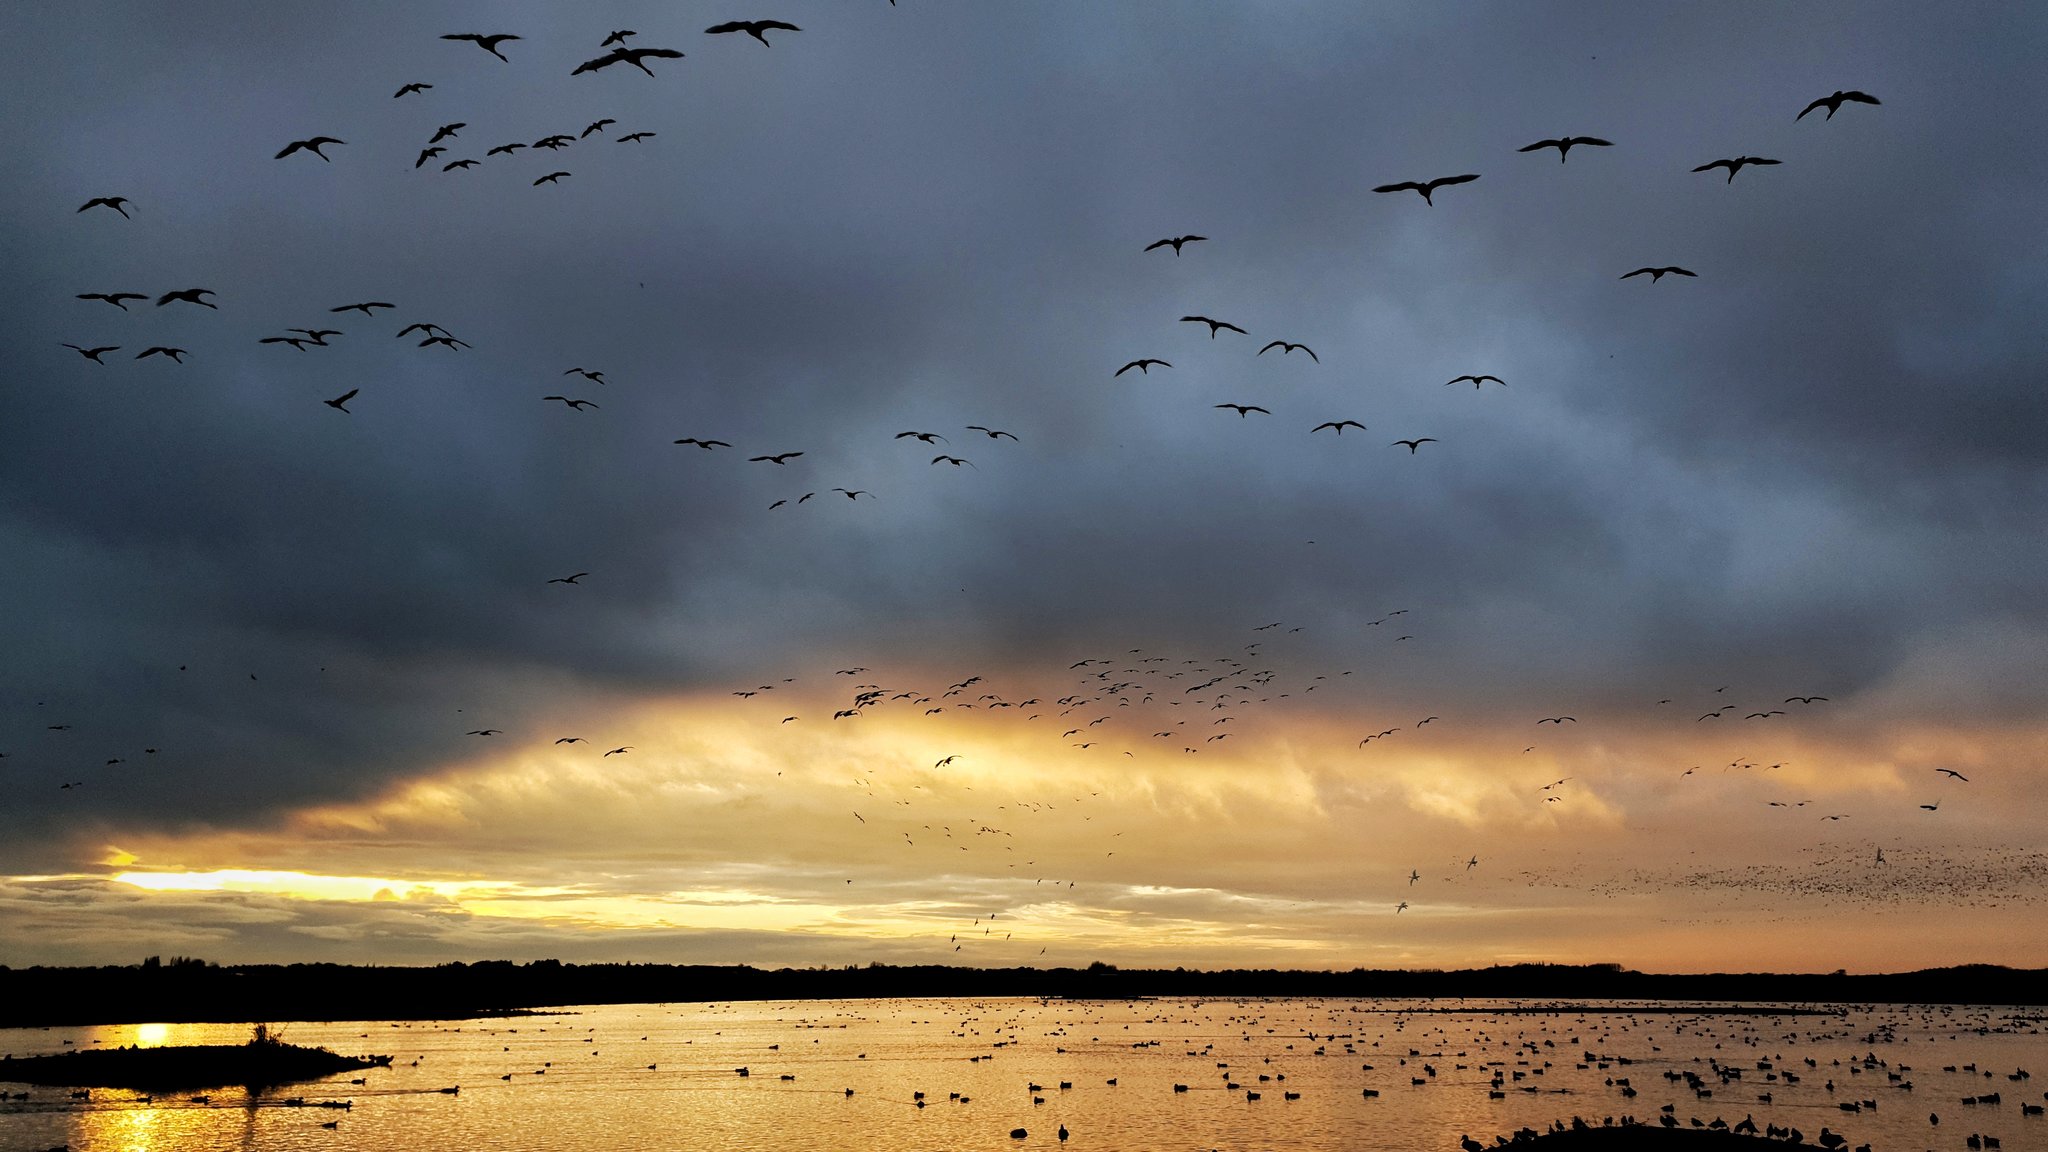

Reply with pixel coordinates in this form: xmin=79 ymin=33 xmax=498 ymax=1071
xmin=0 ymin=960 xmax=2040 ymax=1028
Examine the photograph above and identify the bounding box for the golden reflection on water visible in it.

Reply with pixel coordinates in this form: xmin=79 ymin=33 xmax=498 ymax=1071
xmin=8 ymin=1000 xmax=2046 ymax=1152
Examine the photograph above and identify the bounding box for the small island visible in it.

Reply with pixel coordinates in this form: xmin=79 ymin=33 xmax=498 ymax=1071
xmin=0 ymin=1025 xmax=390 ymax=1091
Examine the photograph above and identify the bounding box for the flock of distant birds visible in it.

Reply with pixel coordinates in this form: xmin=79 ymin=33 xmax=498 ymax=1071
xmin=35 ymin=12 xmax=1955 ymax=946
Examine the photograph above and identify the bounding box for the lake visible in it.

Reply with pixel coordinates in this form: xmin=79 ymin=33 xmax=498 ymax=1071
xmin=3 ymin=999 xmax=2042 ymax=1151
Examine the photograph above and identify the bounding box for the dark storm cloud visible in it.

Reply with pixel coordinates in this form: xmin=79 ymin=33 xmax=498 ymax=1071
xmin=2 ymin=2 xmax=2044 ymax=869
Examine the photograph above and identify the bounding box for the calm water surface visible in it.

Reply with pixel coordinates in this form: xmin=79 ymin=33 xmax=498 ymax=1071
xmin=2 ymin=999 xmax=2042 ymax=1152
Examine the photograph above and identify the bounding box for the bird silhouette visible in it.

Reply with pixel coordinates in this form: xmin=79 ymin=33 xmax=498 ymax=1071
xmin=705 ymin=20 xmax=801 ymax=46
xmin=441 ymin=157 xmax=477 ymax=172
xmin=832 ymin=489 xmax=872 ymax=500
xmin=1143 ymin=235 xmax=1206 ymax=255
xmin=1935 ymin=769 xmax=1969 ymax=781
xmin=1517 ymin=136 xmax=1613 ymax=162
xmin=548 ymin=573 xmax=589 ymax=585
xmin=330 ymin=302 xmax=395 ymax=316
xmin=275 ymin=136 xmax=345 ymax=161
xmin=428 ymin=122 xmax=465 ymax=144
xmin=1784 ymin=695 xmax=1829 ymax=704
xmin=1180 ymin=315 xmax=1246 ymax=338
xmin=1798 ymin=90 xmax=1880 ymax=120
xmin=543 ymin=396 xmax=598 ymax=410
xmin=394 ymin=82 xmax=432 ymax=98
xmin=156 ymin=288 xmax=217 ymax=309
xmin=533 ymin=172 xmax=571 ymax=186
xmin=134 ymin=346 xmax=188 ymax=362
xmin=1372 ymin=173 xmax=1479 ymax=205
xmin=750 ymin=452 xmax=803 ymax=464
xmin=414 ymin=147 xmax=446 ymax=170
xmin=564 ymin=368 xmax=607 ymax=383
xmin=1115 ymin=359 xmax=1170 ymax=376
xmin=487 ymin=142 xmax=527 ymax=157
xmin=1621 ymin=266 xmax=1697 ymax=282
xmin=1215 ymin=404 xmax=1270 ymax=417
xmin=78 ymin=196 xmax=131 ymax=218
xmin=932 ymin=455 xmax=975 ymax=468
xmin=582 ymin=119 xmax=615 ymax=138
xmin=1693 ymin=156 xmax=1780 ymax=183
xmin=63 ymin=344 xmax=118 ymax=363
xmin=673 ymin=438 xmax=732 ymax=449
xmin=1446 ymin=375 xmax=1505 ymax=388
xmin=895 ymin=431 xmax=947 ymax=444
xmin=1258 ymin=341 xmax=1318 ymax=361
xmin=572 ymin=47 xmax=686 ymax=76
xmin=1311 ymin=420 xmax=1366 ymax=435
xmin=323 ymin=389 xmax=358 ymax=413
xmin=1391 ymin=438 xmax=1438 ymax=453
xmin=442 ymin=33 xmax=521 ymax=61
xmin=618 ymin=131 xmax=657 ymax=144
xmin=79 ymin=292 xmax=151 ymax=313
xmin=603 ymin=30 xmax=636 ymax=48
xmin=965 ymin=426 xmax=1018 ymax=440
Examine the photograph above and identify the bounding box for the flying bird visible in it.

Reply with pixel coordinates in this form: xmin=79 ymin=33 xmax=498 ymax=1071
xmin=604 ymin=746 xmax=632 ymax=756
xmin=895 ymin=431 xmax=947 ymax=444
xmin=705 ymin=20 xmax=802 ymax=46
xmin=673 ymin=438 xmax=732 ymax=449
xmin=442 ymin=33 xmax=521 ymax=61
xmin=77 ymin=291 xmax=149 ymax=311
xmin=1517 ymin=136 xmax=1612 ymax=162
xmin=1115 ymin=359 xmax=1170 ymax=376
xmin=487 ymin=142 xmax=527 ymax=157
xmin=157 ymin=288 xmax=217 ymax=309
xmin=1538 ymin=716 xmax=1576 ymax=724
xmin=533 ymin=172 xmax=571 ymax=185
xmin=63 ymin=344 xmax=118 ymax=363
xmin=440 ymin=158 xmax=475 ymax=173
xmin=1620 ymin=266 xmax=1696 ymax=282
xmin=1692 ymin=156 xmax=1780 ymax=183
xmin=573 ymin=47 xmax=686 ymax=76
xmin=750 ymin=452 xmax=803 ymax=464
xmin=330 ymin=302 xmax=395 ymax=315
xmin=275 ymin=136 xmax=345 ymax=161
xmin=77 ymin=196 xmax=131 ymax=218
xmin=1446 ymin=374 xmax=1505 ymax=388
xmin=832 ymin=489 xmax=871 ymax=500
xmin=323 ymin=388 xmax=358 ymax=413
xmin=1784 ymin=696 xmax=1829 ymax=704
xmin=603 ymin=30 xmax=637 ymax=47
xmin=564 ymin=368 xmax=607 ymax=383
xmin=1311 ymin=420 xmax=1366 ymax=435
xmin=1935 ymin=769 xmax=1969 ymax=781
xmin=466 ymin=729 xmax=502 ymax=736
xmin=542 ymin=395 xmax=598 ymax=409
xmin=1144 ymin=235 xmax=1206 ymax=255
xmin=428 ymin=122 xmax=465 ymax=144
xmin=1391 ymin=438 xmax=1438 ymax=453
xmin=1258 ymin=341 xmax=1318 ymax=362
xmin=555 ymin=737 xmax=585 ymax=744
xmin=582 ymin=119 xmax=616 ymax=138
xmin=932 ymin=455 xmax=975 ymax=468
xmin=618 ymin=131 xmax=657 ymax=144
xmin=134 ymin=346 xmax=187 ymax=362
xmin=394 ymin=82 xmax=432 ymax=98
xmin=1372 ymin=173 xmax=1479 ymax=205
xmin=547 ymin=573 xmax=589 ymax=584
xmin=1214 ymin=404 xmax=1270 ymax=417
xmin=965 ymin=426 xmax=1018 ymax=440
xmin=1797 ymin=90 xmax=1880 ymax=120
xmin=1180 ymin=315 xmax=1246 ymax=338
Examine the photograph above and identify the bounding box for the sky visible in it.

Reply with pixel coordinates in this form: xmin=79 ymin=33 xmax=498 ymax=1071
xmin=2 ymin=2 xmax=2044 ymax=973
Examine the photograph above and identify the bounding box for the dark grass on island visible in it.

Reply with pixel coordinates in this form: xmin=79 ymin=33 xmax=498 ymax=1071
xmin=0 ymin=1027 xmax=390 ymax=1091
xmin=1477 ymin=1120 xmax=1859 ymax=1151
